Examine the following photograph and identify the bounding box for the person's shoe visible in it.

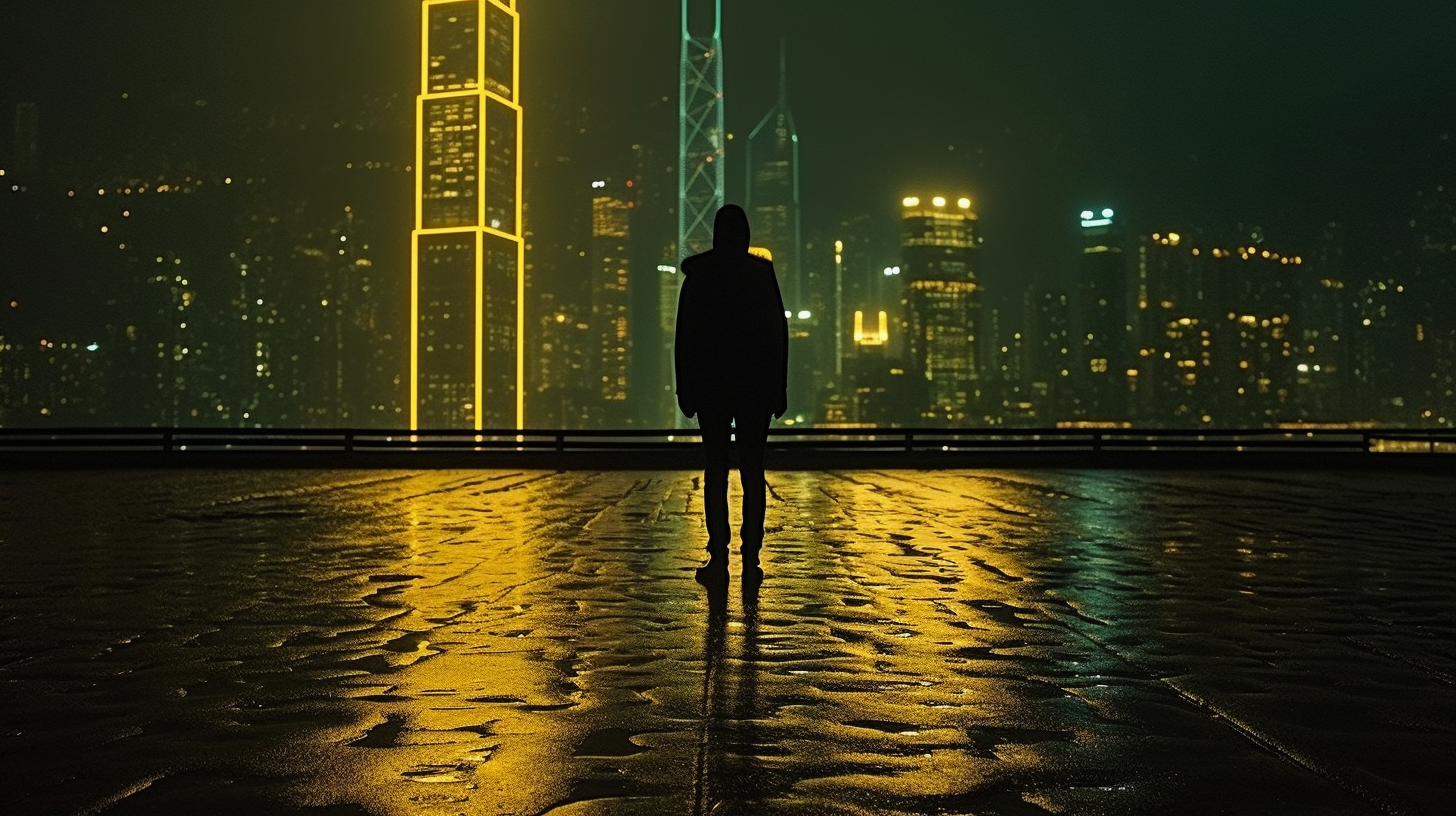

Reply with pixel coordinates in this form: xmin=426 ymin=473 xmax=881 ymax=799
xmin=695 ymin=556 xmax=728 ymax=585
xmin=742 ymin=562 xmax=764 ymax=587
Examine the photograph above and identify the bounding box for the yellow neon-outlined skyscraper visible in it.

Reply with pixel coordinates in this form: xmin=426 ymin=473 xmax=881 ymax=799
xmin=412 ymin=0 xmax=523 ymax=430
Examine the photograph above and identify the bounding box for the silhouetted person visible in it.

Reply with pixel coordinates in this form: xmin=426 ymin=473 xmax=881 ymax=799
xmin=675 ymin=205 xmax=788 ymax=585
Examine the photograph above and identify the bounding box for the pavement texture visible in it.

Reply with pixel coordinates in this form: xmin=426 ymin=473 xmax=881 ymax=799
xmin=1 ymin=468 xmax=1453 ymax=815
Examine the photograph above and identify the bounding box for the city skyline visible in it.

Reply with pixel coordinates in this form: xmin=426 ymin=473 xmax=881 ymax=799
xmin=1 ymin=2 xmax=1453 ymax=429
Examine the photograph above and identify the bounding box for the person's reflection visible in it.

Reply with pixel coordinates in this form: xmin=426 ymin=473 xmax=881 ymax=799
xmin=692 ymin=581 xmax=765 ymax=813
xmin=732 ymin=578 xmax=763 ymax=800
xmin=693 ymin=582 xmax=728 ymax=815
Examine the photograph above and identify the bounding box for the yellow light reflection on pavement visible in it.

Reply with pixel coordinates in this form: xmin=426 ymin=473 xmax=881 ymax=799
xmin=2 ymin=468 xmax=1454 ymax=814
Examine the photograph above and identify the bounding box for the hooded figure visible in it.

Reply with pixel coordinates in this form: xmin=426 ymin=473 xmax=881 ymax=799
xmin=674 ymin=205 xmax=789 ymax=584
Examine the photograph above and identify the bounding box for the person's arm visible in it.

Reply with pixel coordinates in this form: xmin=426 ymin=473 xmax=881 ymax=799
xmin=673 ymin=275 xmax=701 ymax=418
xmin=767 ymin=264 xmax=789 ymax=418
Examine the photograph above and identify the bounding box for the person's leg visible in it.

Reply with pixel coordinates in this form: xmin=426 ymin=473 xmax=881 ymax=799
xmin=734 ymin=410 xmax=772 ymax=569
xmin=698 ymin=409 xmax=733 ymax=561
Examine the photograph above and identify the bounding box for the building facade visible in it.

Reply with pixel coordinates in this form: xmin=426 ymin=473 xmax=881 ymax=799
xmin=745 ymin=44 xmax=802 ymax=307
xmin=412 ymin=0 xmax=523 ymax=429
xmin=1076 ymin=208 xmax=1130 ymax=421
xmin=900 ymin=196 xmax=981 ymax=424
xmin=590 ymin=180 xmax=632 ymax=425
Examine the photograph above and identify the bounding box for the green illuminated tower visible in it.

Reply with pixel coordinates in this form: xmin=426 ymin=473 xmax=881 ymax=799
xmin=679 ymin=0 xmax=725 ymax=260
xmin=411 ymin=0 xmax=523 ymax=430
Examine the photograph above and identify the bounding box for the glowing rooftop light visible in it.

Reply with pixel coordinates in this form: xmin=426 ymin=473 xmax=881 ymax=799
xmin=797 ymin=310 xmax=812 ymax=319
xmin=932 ymin=196 xmax=947 ymax=207
xmin=1080 ymin=210 xmax=1095 ymax=220
xmin=1101 ymin=208 xmax=1114 ymax=218
xmin=957 ymin=197 xmax=971 ymax=209
xmin=903 ymin=196 xmax=920 ymax=207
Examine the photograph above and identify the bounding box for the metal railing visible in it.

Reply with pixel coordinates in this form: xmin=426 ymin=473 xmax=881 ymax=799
xmin=1 ymin=426 xmax=1453 ymax=456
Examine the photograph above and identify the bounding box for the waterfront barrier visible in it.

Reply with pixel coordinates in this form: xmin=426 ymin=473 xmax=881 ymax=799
xmin=2 ymin=426 xmax=1452 ymax=469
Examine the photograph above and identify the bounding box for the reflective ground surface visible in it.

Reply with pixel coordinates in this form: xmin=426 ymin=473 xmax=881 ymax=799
xmin=1 ymin=468 xmax=1453 ymax=815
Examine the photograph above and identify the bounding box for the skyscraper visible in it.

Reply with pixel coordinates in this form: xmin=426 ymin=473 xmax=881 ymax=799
xmin=745 ymin=42 xmax=801 ymax=306
xmin=590 ymin=180 xmax=632 ymax=425
xmin=1077 ymin=207 xmax=1129 ymax=420
xmin=1024 ymin=285 xmax=1071 ymax=420
xmin=900 ymin=195 xmax=982 ymax=424
xmin=679 ymin=0 xmax=725 ymax=260
xmin=412 ymin=0 xmax=523 ymax=430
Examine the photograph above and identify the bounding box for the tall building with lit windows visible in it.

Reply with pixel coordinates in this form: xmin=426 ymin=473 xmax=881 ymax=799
xmin=746 ymin=42 xmax=801 ymax=307
xmin=1076 ymin=207 xmax=1129 ymax=420
xmin=590 ymin=179 xmax=632 ymax=425
xmin=412 ymin=0 xmax=522 ymax=429
xmin=900 ymin=195 xmax=981 ymax=425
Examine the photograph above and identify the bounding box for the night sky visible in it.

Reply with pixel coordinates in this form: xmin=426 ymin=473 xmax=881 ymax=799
xmin=4 ymin=1 xmax=1454 ymax=297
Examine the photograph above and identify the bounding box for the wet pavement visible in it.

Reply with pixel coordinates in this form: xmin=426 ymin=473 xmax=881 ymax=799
xmin=1 ymin=468 xmax=1453 ymax=815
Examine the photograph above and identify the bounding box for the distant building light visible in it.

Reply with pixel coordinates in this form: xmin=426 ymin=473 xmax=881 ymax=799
xmin=957 ymin=197 xmax=972 ymax=209
xmin=797 ymin=310 xmax=812 ymax=320
xmin=1101 ymin=208 xmax=1114 ymax=218
xmin=1081 ymin=210 xmax=1095 ymax=220
xmin=86 ymin=342 xmax=99 ymax=352
xmin=591 ymin=180 xmax=606 ymax=188
xmin=1297 ymin=363 xmax=1310 ymax=372
xmin=883 ymin=266 xmax=901 ymax=276
xmin=903 ymin=196 xmax=920 ymax=207
xmin=1081 ymin=217 xmax=1113 ymax=228
xmin=932 ymin=196 xmax=947 ymax=207
xmin=657 ymin=264 xmax=677 ymax=274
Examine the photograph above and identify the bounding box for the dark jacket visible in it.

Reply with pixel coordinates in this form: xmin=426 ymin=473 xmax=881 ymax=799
xmin=674 ymin=206 xmax=789 ymax=417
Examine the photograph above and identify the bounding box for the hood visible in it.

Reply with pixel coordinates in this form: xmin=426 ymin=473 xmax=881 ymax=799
xmin=712 ymin=204 xmax=750 ymax=253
